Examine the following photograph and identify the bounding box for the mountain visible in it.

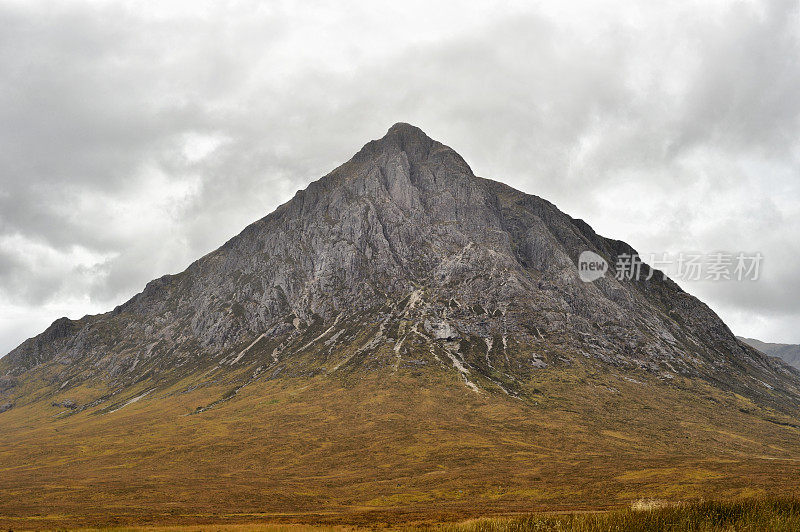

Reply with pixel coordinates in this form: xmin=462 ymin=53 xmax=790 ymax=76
xmin=3 ymin=123 xmax=797 ymax=406
xmin=738 ymin=337 xmax=800 ymax=370
xmin=1 ymin=123 xmax=800 ymax=528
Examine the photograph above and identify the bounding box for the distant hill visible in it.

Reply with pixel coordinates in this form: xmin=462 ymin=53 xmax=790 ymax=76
xmin=738 ymin=336 xmax=800 ymax=370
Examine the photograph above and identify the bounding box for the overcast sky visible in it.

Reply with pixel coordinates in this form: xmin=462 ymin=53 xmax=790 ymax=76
xmin=1 ymin=0 xmax=799 ymax=355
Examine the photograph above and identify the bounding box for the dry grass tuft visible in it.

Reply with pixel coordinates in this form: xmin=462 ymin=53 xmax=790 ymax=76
xmin=630 ymin=498 xmax=676 ymax=511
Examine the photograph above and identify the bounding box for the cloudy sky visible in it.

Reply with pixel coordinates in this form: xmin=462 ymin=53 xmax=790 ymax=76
xmin=1 ymin=0 xmax=799 ymax=355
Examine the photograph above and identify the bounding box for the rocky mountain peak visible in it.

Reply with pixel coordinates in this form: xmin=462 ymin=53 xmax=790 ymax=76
xmin=3 ymin=123 xmax=800 ymax=527
xmin=386 ymin=121 xmax=431 ymax=140
xmin=1 ymin=124 xmax=799 ymax=416
xmin=348 ymin=122 xmax=473 ymax=182
xmin=377 ymin=122 xmax=434 ymax=156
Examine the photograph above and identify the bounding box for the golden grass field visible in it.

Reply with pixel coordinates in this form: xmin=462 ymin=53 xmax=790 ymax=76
xmin=1 ymin=363 xmax=800 ymax=530
xmin=20 ymin=498 xmax=800 ymax=531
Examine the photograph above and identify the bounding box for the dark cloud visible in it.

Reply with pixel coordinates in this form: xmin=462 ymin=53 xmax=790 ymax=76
xmin=1 ymin=0 xmax=799 ymax=355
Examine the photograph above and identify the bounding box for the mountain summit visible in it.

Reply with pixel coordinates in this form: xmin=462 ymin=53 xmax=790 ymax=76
xmin=2 ymin=123 xmax=798 ymax=409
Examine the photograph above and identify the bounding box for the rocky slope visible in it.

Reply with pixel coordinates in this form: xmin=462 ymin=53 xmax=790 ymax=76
xmin=2 ymin=123 xmax=799 ymax=414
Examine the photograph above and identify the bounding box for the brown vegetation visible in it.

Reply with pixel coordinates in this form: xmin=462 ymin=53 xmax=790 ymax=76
xmin=1 ymin=364 xmax=799 ymax=529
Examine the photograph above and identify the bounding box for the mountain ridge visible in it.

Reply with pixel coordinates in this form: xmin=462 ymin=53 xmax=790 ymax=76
xmin=738 ymin=336 xmax=800 ymax=370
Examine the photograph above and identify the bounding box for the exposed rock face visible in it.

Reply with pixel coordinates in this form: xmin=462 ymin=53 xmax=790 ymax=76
xmin=2 ymin=123 xmax=799 ymax=411
xmin=51 ymin=400 xmax=78 ymax=409
xmin=0 ymin=376 xmax=16 ymax=393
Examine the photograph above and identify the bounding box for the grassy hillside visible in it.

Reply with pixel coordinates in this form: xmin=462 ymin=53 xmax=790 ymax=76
xmin=1 ymin=362 xmax=799 ymax=529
